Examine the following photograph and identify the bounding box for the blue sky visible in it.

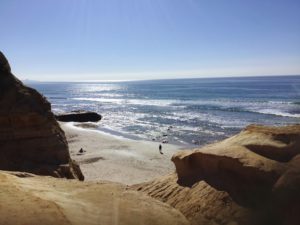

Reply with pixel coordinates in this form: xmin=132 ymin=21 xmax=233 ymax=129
xmin=0 ymin=0 xmax=299 ymax=81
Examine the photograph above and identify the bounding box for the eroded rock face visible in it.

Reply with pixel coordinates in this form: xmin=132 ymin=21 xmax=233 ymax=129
xmin=219 ymin=124 xmax=300 ymax=162
xmin=171 ymin=125 xmax=300 ymax=208
xmin=133 ymin=174 xmax=254 ymax=225
xmin=0 ymin=171 xmax=189 ymax=225
xmin=0 ymin=52 xmax=83 ymax=180
xmin=134 ymin=124 xmax=300 ymax=225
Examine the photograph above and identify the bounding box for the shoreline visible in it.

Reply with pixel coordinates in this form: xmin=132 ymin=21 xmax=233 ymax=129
xmin=60 ymin=122 xmax=185 ymax=185
xmin=73 ymin=121 xmax=194 ymax=148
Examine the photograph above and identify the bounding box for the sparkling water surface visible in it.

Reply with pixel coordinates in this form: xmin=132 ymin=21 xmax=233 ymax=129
xmin=26 ymin=76 xmax=300 ymax=146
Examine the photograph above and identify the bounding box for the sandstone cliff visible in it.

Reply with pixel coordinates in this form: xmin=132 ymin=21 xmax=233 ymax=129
xmin=133 ymin=124 xmax=300 ymax=225
xmin=0 ymin=52 xmax=83 ymax=180
xmin=0 ymin=171 xmax=189 ymax=225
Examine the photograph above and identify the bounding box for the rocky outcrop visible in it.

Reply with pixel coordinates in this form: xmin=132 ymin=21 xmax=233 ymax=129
xmin=0 ymin=52 xmax=83 ymax=180
xmin=172 ymin=125 xmax=299 ymax=207
xmin=55 ymin=111 xmax=102 ymax=122
xmin=0 ymin=171 xmax=189 ymax=225
xmin=216 ymin=124 xmax=300 ymax=162
xmin=134 ymin=124 xmax=300 ymax=225
xmin=133 ymin=174 xmax=253 ymax=225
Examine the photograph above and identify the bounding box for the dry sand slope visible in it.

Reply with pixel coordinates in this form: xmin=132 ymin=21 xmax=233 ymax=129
xmin=0 ymin=171 xmax=189 ymax=225
xmin=61 ymin=122 xmax=182 ymax=185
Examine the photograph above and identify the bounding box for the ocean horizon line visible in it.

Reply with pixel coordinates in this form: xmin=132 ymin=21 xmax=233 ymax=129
xmin=23 ymin=74 xmax=300 ymax=83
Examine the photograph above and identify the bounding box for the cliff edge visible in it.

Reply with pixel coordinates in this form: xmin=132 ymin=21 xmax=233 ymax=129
xmin=134 ymin=124 xmax=300 ymax=225
xmin=0 ymin=52 xmax=83 ymax=180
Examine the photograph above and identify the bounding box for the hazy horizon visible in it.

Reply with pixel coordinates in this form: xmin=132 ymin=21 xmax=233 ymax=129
xmin=1 ymin=0 xmax=300 ymax=81
xmin=21 ymin=74 xmax=300 ymax=83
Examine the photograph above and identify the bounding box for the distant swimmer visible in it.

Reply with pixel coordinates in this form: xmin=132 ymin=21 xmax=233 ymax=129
xmin=159 ymin=144 xmax=163 ymax=154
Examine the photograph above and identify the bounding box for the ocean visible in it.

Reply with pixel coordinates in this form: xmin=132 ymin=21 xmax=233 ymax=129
xmin=26 ymin=76 xmax=300 ymax=147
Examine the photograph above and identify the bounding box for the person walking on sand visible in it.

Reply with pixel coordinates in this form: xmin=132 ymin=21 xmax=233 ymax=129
xmin=159 ymin=144 xmax=163 ymax=154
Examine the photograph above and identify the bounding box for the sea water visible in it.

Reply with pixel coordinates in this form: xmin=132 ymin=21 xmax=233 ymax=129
xmin=26 ymin=76 xmax=300 ymax=146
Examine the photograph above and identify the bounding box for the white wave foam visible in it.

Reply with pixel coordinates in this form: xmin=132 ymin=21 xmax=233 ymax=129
xmin=73 ymin=97 xmax=178 ymax=107
xmin=179 ymin=99 xmax=300 ymax=118
xmin=73 ymin=97 xmax=300 ymax=118
xmin=256 ymin=109 xmax=300 ymax=118
xmin=95 ymin=93 xmax=124 ymax=98
xmin=73 ymin=98 xmax=124 ymax=104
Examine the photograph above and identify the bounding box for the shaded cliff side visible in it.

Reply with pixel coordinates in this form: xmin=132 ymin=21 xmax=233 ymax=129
xmin=133 ymin=124 xmax=300 ymax=225
xmin=0 ymin=52 xmax=83 ymax=180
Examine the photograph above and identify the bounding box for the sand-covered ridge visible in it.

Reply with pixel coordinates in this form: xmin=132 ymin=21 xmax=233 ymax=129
xmin=61 ymin=122 xmax=182 ymax=185
xmin=0 ymin=171 xmax=189 ymax=225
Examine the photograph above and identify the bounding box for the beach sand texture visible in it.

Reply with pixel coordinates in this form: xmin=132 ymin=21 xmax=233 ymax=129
xmin=61 ymin=122 xmax=182 ymax=185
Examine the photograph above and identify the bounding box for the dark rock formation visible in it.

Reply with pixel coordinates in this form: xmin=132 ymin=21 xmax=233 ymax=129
xmin=272 ymin=155 xmax=300 ymax=225
xmin=133 ymin=124 xmax=300 ymax=225
xmin=0 ymin=51 xmax=84 ymax=180
xmin=55 ymin=111 xmax=102 ymax=122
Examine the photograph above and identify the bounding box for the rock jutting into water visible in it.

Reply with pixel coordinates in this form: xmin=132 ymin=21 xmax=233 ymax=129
xmin=0 ymin=51 xmax=83 ymax=180
xmin=55 ymin=110 xmax=102 ymax=122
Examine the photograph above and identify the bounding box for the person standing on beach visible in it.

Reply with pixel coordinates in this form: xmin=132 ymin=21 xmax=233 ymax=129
xmin=159 ymin=144 xmax=163 ymax=154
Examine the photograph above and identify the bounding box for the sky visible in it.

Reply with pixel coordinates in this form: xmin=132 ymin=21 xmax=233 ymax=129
xmin=0 ymin=0 xmax=300 ymax=81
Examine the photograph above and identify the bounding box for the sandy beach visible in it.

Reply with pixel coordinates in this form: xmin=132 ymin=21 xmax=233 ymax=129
xmin=60 ymin=122 xmax=183 ymax=185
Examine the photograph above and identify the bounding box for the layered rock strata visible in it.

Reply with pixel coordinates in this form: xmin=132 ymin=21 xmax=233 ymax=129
xmin=0 ymin=52 xmax=83 ymax=180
